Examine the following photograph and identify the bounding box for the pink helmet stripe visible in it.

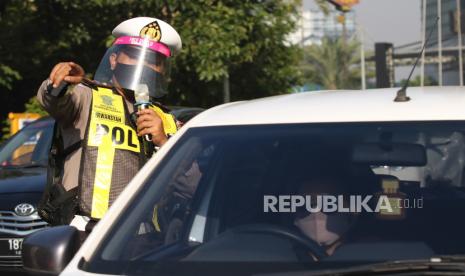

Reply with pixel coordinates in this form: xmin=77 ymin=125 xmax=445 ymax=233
xmin=113 ymin=36 xmax=171 ymax=57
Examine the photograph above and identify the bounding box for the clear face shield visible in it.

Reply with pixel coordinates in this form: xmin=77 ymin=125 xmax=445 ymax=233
xmin=94 ymin=36 xmax=171 ymax=100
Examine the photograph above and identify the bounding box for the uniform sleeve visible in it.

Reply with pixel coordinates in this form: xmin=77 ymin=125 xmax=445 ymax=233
xmin=37 ymin=79 xmax=91 ymax=127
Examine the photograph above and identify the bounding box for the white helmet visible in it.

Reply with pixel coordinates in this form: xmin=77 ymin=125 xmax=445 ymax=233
xmin=94 ymin=17 xmax=182 ymax=99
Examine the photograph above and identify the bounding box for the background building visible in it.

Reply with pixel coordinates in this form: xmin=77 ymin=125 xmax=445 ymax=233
xmin=288 ymin=6 xmax=356 ymax=46
xmin=424 ymin=0 xmax=465 ymax=85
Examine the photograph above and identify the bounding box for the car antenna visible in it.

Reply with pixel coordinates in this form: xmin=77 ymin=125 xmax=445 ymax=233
xmin=394 ymin=17 xmax=439 ymax=102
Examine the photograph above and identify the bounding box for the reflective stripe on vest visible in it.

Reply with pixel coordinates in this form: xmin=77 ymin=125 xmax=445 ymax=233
xmin=87 ymin=87 xmax=140 ymax=218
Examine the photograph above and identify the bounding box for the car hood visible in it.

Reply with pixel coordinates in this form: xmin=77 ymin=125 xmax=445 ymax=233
xmin=0 ymin=167 xmax=46 ymax=193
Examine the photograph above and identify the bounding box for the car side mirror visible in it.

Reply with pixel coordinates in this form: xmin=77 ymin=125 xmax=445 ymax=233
xmin=22 ymin=225 xmax=81 ymax=276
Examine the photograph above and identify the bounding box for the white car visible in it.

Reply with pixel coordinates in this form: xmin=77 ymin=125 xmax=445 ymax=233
xmin=22 ymin=87 xmax=465 ymax=275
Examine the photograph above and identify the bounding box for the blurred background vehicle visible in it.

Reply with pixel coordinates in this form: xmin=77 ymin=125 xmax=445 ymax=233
xmin=0 ymin=117 xmax=53 ymax=271
xmin=169 ymin=107 xmax=204 ymax=126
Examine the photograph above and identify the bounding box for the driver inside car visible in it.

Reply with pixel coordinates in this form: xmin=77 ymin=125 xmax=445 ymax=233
xmin=293 ymin=172 xmax=358 ymax=259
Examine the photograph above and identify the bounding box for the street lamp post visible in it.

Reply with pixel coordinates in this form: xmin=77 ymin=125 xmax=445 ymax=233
xmin=223 ymin=75 xmax=230 ymax=103
xmin=457 ymin=0 xmax=463 ymax=86
xmin=438 ymin=0 xmax=443 ymax=86
xmin=358 ymin=20 xmax=366 ymax=90
xmin=421 ymin=0 xmax=426 ymax=86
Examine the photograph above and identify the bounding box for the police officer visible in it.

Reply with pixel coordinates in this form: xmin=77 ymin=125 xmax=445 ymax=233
xmin=37 ymin=17 xmax=181 ymax=231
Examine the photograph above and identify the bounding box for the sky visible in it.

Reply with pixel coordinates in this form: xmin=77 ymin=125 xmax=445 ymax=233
xmin=304 ymin=0 xmax=421 ymax=48
xmin=304 ymin=0 xmax=422 ymax=81
xmin=353 ymin=0 xmax=421 ymax=49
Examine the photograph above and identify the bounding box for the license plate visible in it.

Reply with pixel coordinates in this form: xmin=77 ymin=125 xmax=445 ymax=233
xmin=0 ymin=238 xmax=23 ymax=257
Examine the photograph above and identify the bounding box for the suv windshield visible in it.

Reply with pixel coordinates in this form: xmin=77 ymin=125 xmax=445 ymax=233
xmin=0 ymin=118 xmax=53 ymax=168
xmin=85 ymin=122 xmax=465 ymax=275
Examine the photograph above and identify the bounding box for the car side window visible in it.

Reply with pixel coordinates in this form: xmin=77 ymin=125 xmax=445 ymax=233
xmin=100 ymin=139 xmax=217 ymax=260
xmin=0 ymin=122 xmax=53 ymax=167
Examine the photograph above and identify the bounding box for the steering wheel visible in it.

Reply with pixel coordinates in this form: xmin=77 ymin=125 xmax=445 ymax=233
xmin=230 ymin=223 xmax=328 ymax=260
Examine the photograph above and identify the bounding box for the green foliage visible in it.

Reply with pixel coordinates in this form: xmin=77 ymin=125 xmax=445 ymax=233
xmin=0 ymin=0 xmax=302 ymax=110
xmin=300 ymin=37 xmax=362 ymax=90
xmin=315 ymin=0 xmax=331 ymax=14
xmin=399 ymin=75 xmax=438 ymax=87
xmin=169 ymin=0 xmax=302 ymax=105
xmin=0 ymin=64 xmax=21 ymax=91
xmin=24 ymin=97 xmax=48 ymax=116
xmin=0 ymin=119 xmax=10 ymax=143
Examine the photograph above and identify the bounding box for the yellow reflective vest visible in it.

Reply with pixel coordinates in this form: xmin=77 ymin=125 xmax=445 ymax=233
xmin=78 ymin=86 xmax=176 ymax=219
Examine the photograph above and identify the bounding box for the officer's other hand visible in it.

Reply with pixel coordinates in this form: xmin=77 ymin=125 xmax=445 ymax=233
xmin=136 ymin=109 xmax=168 ymax=147
xmin=49 ymin=62 xmax=85 ymax=87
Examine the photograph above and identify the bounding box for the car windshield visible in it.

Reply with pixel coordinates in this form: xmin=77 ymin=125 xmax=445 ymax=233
xmin=85 ymin=122 xmax=465 ymax=275
xmin=0 ymin=119 xmax=53 ymax=168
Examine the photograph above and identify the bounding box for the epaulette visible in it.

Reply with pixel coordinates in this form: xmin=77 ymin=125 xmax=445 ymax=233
xmin=80 ymin=78 xmax=99 ymax=90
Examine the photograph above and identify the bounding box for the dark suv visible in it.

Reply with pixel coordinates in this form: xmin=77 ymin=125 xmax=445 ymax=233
xmin=0 ymin=117 xmax=53 ymax=270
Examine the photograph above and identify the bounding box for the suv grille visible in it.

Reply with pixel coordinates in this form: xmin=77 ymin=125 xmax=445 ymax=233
xmin=0 ymin=211 xmax=48 ymax=236
xmin=0 ymin=256 xmax=22 ymax=267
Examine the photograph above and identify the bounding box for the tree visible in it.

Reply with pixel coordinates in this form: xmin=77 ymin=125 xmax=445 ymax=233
xmin=24 ymin=97 xmax=48 ymax=116
xmin=300 ymin=37 xmax=361 ymax=90
xmin=315 ymin=0 xmax=331 ymax=14
xmin=168 ymin=1 xmax=302 ymax=105
xmin=0 ymin=64 xmax=21 ymax=91
xmin=0 ymin=0 xmax=302 ymax=119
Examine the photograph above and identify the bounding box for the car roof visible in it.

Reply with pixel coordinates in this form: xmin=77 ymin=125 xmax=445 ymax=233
xmin=187 ymin=86 xmax=465 ymax=127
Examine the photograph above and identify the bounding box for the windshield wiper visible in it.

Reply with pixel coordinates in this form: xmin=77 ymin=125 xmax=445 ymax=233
xmin=306 ymin=258 xmax=465 ymax=276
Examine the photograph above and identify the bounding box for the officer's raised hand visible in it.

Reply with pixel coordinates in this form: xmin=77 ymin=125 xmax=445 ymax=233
xmin=136 ymin=109 xmax=168 ymax=146
xmin=49 ymin=62 xmax=85 ymax=87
